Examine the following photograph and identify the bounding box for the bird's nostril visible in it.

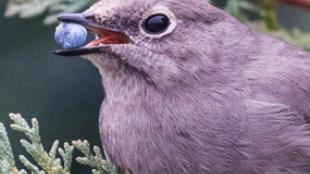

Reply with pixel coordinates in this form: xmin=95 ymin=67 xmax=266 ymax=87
xmin=85 ymin=15 xmax=97 ymax=23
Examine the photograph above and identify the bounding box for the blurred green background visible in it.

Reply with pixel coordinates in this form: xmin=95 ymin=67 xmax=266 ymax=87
xmin=1 ymin=0 xmax=310 ymax=173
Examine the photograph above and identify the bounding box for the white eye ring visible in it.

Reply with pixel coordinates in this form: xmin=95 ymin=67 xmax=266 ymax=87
xmin=140 ymin=6 xmax=177 ymax=39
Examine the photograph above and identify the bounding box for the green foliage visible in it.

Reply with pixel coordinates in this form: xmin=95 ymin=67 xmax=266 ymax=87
xmin=0 ymin=113 xmax=117 ymax=174
xmin=219 ymin=0 xmax=310 ymax=51
xmin=250 ymin=22 xmax=310 ymax=51
xmin=0 ymin=123 xmax=19 ymax=174
xmin=5 ymin=0 xmax=96 ymax=25
xmin=73 ymin=140 xmax=117 ymax=174
xmin=224 ymin=0 xmax=280 ymax=29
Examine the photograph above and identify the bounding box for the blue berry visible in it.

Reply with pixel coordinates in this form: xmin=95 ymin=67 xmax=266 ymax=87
xmin=55 ymin=23 xmax=87 ymax=49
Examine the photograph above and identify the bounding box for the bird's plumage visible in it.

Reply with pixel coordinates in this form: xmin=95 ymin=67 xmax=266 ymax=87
xmin=66 ymin=0 xmax=310 ymax=173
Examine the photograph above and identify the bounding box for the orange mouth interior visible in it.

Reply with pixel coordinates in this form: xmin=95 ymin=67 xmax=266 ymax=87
xmin=87 ymin=29 xmax=131 ymax=47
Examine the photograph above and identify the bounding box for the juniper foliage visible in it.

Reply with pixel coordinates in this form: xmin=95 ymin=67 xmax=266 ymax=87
xmin=0 ymin=114 xmax=116 ymax=174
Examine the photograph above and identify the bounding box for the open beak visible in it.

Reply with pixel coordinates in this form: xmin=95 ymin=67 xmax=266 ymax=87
xmin=54 ymin=13 xmax=131 ymax=56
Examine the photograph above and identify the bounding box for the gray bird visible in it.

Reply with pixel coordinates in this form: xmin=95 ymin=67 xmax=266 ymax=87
xmin=54 ymin=0 xmax=310 ymax=173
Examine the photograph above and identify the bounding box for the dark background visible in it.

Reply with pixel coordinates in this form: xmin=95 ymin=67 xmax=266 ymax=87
xmin=0 ymin=1 xmax=310 ymax=173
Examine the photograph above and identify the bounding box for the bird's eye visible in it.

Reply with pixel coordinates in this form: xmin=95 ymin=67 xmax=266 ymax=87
xmin=143 ymin=14 xmax=170 ymax=34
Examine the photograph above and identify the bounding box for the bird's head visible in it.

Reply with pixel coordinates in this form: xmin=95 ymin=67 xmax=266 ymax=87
xmin=55 ymin=0 xmax=253 ymax=91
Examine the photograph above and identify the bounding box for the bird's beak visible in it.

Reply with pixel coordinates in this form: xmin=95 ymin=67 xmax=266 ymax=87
xmin=54 ymin=13 xmax=131 ymax=56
